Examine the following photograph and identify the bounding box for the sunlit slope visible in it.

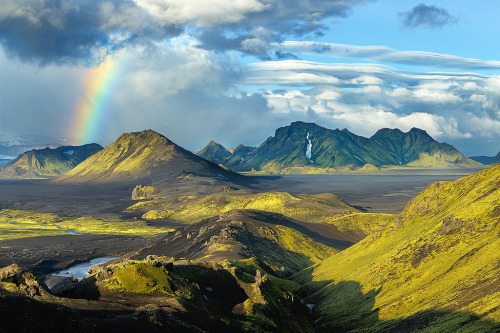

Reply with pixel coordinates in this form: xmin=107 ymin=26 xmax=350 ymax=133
xmin=0 ymin=144 xmax=102 ymax=178
xmin=128 ymin=191 xmax=395 ymax=242
xmin=301 ymin=164 xmax=500 ymax=331
xmin=54 ymin=129 xmax=235 ymax=185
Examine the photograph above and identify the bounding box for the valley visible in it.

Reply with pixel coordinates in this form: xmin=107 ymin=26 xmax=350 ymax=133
xmin=0 ymin=128 xmax=497 ymax=332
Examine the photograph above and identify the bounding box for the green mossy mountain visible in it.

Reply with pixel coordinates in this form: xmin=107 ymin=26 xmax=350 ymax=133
xmin=196 ymin=140 xmax=232 ymax=165
xmin=0 ymin=144 xmax=103 ymax=179
xmin=200 ymin=122 xmax=481 ymax=171
xmin=295 ymin=164 xmax=500 ymax=332
xmin=197 ymin=143 xmax=256 ymax=168
xmin=54 ymin=129 xmax=239 ymax=186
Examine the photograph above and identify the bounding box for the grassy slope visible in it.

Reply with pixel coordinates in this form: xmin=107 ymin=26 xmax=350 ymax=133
xmin=127 ymin=191 xmax=395 ymax=242
xmin=296 ymin=164 xmax=500 ymax=331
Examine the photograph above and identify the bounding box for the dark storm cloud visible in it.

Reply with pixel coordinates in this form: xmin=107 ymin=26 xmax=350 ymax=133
xmin=198 ymin=0 xmax=372 ymax=59
xmin=0 ymin=0 xmax=371 ymax=64
xmin=399 ymin=3 xmax=459 ymax=29
xmin=0 ymin=0 xmax=181 ymax=65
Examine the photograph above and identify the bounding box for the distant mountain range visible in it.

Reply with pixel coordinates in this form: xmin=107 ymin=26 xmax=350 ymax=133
xmin=197 ymin=121 xmax=482 ymax=171
xmin=470 ymin=151 xmax=500 ymax=165
xmin=53 ymin=129 xmax=242 ymax=191
xmin=0 ymin=144 xmax=103 ymax=178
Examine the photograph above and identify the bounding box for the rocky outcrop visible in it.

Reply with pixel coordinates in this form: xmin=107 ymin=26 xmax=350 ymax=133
xmin=0 ymin=263 xmax=43 ymax=297
xmin=43 ymin=275 xmax=78 ymax=295
xmin=132 ymin=185 xmax=158 ymax=200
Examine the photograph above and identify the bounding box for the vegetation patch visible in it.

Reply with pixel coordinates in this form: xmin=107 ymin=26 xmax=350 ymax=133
xmin=0 ymin=210 xmax=173 ymax=240
xmin=294 ymin=164 xmax=500 ymax=331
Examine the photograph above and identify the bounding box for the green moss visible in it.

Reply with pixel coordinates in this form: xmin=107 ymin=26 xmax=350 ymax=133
xmin=0 ymin=209 xmax=173 ymax=240
xmin=298 ymin=164 xmax=500 ymax=330
xmin=110 ymin=263 xmax=188 ymax=296
xmin=130 ymin=191 xmax=356 ymax=224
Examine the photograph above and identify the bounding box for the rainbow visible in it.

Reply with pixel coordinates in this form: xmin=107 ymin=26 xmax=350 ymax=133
xmin=69 ymin=57 xmax=120 ymax=145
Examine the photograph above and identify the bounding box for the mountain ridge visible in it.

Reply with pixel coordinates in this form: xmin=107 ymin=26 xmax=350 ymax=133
xmin=0 ymin=144 xmax=103 ymax=178
xmin=197 ymin=122 xmax=481 ymax=171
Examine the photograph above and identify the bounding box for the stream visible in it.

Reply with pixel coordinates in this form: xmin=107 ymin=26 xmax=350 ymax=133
xmin=51 ymin=256 xmax=120 ymax=281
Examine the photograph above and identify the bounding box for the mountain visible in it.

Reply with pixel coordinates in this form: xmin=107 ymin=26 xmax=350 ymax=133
xmin=295 ymin=164 xmax=500 ymax=332
xmin=54 ymin=129 xmax=242 ymax=188
xmin=0 ymin=144 xmax=103 ymax=178
xmin=493 ymin=151 xmax=500 ymax=164
xmin=469 ymin=155 xmax=496 ymax=164
xmin=470 ymin=151 xmax=500 ymax=165
xmin=196 ymin=140 xmax=232 ymax=165
xmin=200 ymin=122 xmax=481 ymax=172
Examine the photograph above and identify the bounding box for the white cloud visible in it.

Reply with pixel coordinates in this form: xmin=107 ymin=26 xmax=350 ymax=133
xmin=412 ymin=89 xmax=461 ymax=104
xmin=279 ymin=41 xmax=500 ymax=70
xmin=363 ymin=85 xmax=382 ymax=93
xmin=133 ymin=0 xmax=268 ymax=26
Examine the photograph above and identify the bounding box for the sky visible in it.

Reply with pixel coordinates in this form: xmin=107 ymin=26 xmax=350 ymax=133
xmin=0 ymin=0 xmax=499 ymax=156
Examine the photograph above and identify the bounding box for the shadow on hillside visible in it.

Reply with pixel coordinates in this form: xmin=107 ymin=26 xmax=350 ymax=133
xmin=233 ymin=209 xmax=353 ymax=251
xmin=296 ymin=270 xmax=500 ymax=332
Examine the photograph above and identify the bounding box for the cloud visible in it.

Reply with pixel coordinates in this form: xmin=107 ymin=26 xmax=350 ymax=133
xmin=278 ymin=42 xmax=500 ymax=70
xmin=0 ymin=0 xmax=370 ymax=64
xmin=245 ymin=60 xmax=489 ymax=87
xmin=398 ymin=3 xmax=458 ymax=29
xmin=0 ymin=0 xmax=183 ymax=65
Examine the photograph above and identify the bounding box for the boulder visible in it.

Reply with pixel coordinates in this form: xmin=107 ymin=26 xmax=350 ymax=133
xmin=0 ymin=264 xmax=23 ymax=283
xmin=44 ymin=275 xmax=78 ymax=295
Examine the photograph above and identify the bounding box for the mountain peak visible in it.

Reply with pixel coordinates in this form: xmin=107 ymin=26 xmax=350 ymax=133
xmin=54 ymin=129 xmax=232 ymax=185
xmin=196 ymin=140 xmax=232 ymax=165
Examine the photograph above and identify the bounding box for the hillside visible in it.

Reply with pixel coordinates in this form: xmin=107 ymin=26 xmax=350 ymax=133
xmin=0 ymin=144 xmax=102 ymax=178
xmin=296 ymin=164 xmax=500 ymax=332
xmin=128 ymin=191 xmax=395 ymax=243
xmin=54 ymin=130 xmax=242 ymax=189
xmin=130 ymin=209 xmax=340 ymax=272
xmin=200 ymin=122 xmax=481 ymax=172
